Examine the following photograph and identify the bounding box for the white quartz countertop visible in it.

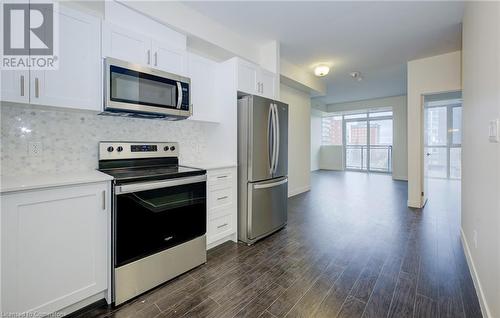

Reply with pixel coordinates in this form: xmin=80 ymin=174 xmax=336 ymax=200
xmin=182 ymin=162 xmax=237 ymax=170
xmin=1 ymin=170 xmax=114 ymax=193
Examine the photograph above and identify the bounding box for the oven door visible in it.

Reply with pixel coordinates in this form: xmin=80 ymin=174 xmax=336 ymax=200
xmin=104 ymin=58 xmax=191 ymax=118
xmin=114 ymin=175 xmax=206 ymax=267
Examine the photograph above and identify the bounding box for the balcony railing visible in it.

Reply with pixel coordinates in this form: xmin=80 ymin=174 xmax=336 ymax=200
xmin=345 ymin=145 xmax=392 ymax=172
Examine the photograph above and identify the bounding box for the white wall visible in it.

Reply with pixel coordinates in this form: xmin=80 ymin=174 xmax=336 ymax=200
xmin=407 ymin=51 xmax=462 ymax=207
xmin=327 ymin=95 xmax=408 ymax=180
xmin=320 ymin=146 xmax=344 ymax=170
xmin=462 ymin=2 xmax=500 ymax=317
xmin=310 ymin=108 xmax=323 ymax=171
xmin=280 ymin=84 xmax=311 ymax=197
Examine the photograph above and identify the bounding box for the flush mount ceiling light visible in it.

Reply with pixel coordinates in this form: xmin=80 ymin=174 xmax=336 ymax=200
xmin=314 ymin=65 xmax=330 ymax=77
xmin=350 ymin=71 xmax=363 ymax=81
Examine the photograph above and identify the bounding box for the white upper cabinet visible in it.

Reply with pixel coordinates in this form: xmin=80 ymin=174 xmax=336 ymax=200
xmin=102 ymin=2 xmax=187 ymax=75
xmin=31 ymin=6 xmax=101 ymax=111
xmin=187 ymin=52 xmax=218 ymax=123
xmin=1 ymin=71 xmax=29 ymax=104
xmin=102 ymin=23 xmax=151 ymax=65
xmin=259 ymin=68 xmax=277 ymax=100
xmin=237 ymin=59 xmax=259 ymax=95
xmin=102 ymin=24 xmax=187 ymax=76
xmin=236 ymin=58 xmax=277 ymax=100
xmin=152 ymin=40 xmax=187 ymax=76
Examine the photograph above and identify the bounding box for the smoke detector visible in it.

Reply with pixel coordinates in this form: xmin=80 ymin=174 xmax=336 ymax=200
xmin=350 ymin=71 xmax=363 ymax=81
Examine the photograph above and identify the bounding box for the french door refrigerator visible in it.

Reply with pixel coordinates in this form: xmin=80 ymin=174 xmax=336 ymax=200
xmin=237 ymin=95 xmax=288 ymax=245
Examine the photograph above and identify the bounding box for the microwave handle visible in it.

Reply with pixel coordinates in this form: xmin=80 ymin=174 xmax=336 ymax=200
xmin=176 ymin=82 xmax=183 ymax=109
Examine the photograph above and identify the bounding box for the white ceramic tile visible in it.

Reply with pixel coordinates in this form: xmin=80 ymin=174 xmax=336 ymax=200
xmin=0 ymin=104 xmax=211 ymax=176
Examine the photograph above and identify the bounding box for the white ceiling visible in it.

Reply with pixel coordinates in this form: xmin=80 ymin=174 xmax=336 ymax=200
xmin=183 ymin=1 xmax=464 ymax=104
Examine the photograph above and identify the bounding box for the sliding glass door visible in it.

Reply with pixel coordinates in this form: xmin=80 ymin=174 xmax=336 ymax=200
xmin=424 ymin=104 xmax=462 ymax=179
xmin=344 ymin=111 xmax=393 ymax=173
xmin=345 ymin=118 xmax=368 ymax=170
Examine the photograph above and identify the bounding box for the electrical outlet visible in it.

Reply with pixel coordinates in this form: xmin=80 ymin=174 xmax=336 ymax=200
xmin=28 ymin=142 xmax=43 ymax=157
xmin=473 ymin=230 xmax=478 ymax=249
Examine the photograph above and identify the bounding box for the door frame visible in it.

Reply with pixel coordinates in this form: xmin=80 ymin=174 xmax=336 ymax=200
xmin=420 ymin=89 xmax=462 ymax=207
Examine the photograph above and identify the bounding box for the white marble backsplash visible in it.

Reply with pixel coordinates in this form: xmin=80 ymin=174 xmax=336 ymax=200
xmin=0 ymin=103 xmax=213 ymax=176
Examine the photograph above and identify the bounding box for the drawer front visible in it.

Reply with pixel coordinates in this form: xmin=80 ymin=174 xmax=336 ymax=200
xmin=208 ymin=205 xmax=232 ymax=221
xmin=208 ymin=214 xmax=233 ymax=242
xmin=208 ymin=187 xmax=232 ymax=210
xmin=208 ymin=169 xmax=233 ymax=189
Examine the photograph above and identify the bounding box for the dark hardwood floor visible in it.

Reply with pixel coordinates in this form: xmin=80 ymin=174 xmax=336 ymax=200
xmin=77 ymin=171 xmax=482 ymax=318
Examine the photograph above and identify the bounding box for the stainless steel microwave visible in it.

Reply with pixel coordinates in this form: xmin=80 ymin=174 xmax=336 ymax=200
xmin=103 ymin=57 xmax=191 ymax=120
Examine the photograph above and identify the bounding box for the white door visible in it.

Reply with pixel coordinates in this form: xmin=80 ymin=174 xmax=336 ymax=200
xmin=1 ymin=182 xmax=109 ymax=314
xmin=259 ymin=69 xmax=276 ymax=99
xmin=31 ymin=6 xmax=101 ymax=111
xmin=237 ymin=59 xmax=259 ymax=95
xmin=152 ymin=40 xmax=187 ymax=75
xmin=187 ymin=53 xmax=217 ymax=122
xmin=102 ymin=23 xmax=151 ymax=66
xmin=1 ymin=71 xmax=29 ymax=103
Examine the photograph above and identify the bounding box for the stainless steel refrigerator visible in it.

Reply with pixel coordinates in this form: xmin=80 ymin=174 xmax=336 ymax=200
xmin=237 ymin=95 xmax=288 ymax=245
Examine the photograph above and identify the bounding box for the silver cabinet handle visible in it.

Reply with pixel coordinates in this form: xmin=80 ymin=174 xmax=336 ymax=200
xmin=217 ymin=223 xmax=228 ymax=229
xmin=20 ymin=75 xmax=25 ymax=96
xmin=102 ymin=190 xmax=106 ymax=210
xmin=217 ymin=196 xmax=228 ymax=200
xmin=154 ymin=52 xmax=158 ymax=66
xmin=217 ymin=175 xmax=228 ymax=179
xmin=35 ymin=77 xmax=39 ymax=98
xmin=147 ymin=49 xmax=151 ymax=65
xmin=254 ymin=178 xmax=287 ymax=189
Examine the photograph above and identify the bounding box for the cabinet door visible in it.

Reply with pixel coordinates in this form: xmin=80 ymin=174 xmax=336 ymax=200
xmin=237 ymin=59 xmax=259 ymax=95
xmin=31 ymin=6 xmax=101 ymax=111
xmin=102 ymin=23 xmax=151 ymax=65
xmin=187 ymin=53 xmax=218 ymax=122
xmin=1 ymin=71 xmax=29 ymax=103
xmin=1 ymin=182 xmax=109 ymax=314
xmin=259 ymin=69 xmax=277 ymax=99
xmin=152 ymin=40 xmax=187 ymax=76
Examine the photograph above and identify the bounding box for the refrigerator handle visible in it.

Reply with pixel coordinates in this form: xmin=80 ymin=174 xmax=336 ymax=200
xmin=273 ymin=104 xmax=280 ymax=175
xmin=271 ymin=103 xmax=278 ymax=175
xmin=268 ymin=104 xmax=275 ymax=174
xmin=253 ymin=177 xmax=288 ymax=189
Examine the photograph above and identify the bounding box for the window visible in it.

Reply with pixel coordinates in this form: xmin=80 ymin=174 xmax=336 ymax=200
xmin=322 ymin=116 xmax=343 ymax=145
xmin=424 ymin=103 xmax=462 ymax=179
xmin=369 ymin=111 xmax=393 ymax=118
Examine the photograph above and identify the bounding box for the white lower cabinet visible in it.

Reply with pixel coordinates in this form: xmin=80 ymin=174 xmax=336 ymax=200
xmin=1 ymin=181 xmax=110 ymax=315
xmin=206 ymin=167 xmax=237 ymax=247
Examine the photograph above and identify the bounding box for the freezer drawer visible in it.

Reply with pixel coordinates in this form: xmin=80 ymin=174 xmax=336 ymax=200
xmin=247 ymin=177 xmax=288 ymax=240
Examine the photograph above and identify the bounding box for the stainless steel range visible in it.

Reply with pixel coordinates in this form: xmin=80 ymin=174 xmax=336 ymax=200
xmin=98 ymin=142 xmax=206 ymax=305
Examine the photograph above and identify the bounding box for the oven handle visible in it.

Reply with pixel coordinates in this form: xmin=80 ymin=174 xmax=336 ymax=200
xmin=115 ymin=175 xmax=206 ymax=195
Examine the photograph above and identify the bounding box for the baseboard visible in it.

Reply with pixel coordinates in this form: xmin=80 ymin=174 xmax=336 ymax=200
xmin=60 ymin=292 xmax=107 ymax=317
xmin=207 ymin=232 xmax=237 ymax=250
xmin=407 ymin=199 xmax=422 ymax=208
xmin=392 ymin=175 xmax=408 ymax=181
xmin=288 ymin=185 xmax=311 ymax=197
xmin=460 ymin=228 xmax=491 ymax=318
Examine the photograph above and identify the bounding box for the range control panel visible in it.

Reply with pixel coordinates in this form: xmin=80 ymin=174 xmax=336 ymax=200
xmin=99 ymin=142 xmax=179 ymax=160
